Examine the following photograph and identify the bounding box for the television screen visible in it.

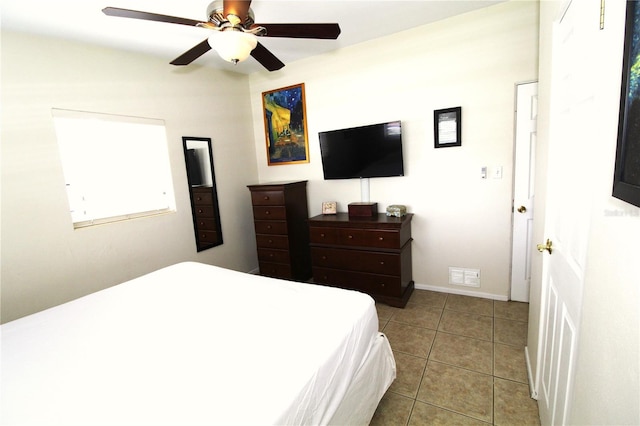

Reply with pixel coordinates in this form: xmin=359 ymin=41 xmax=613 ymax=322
xmin=319 ymin=120 xmax=404 ymax=179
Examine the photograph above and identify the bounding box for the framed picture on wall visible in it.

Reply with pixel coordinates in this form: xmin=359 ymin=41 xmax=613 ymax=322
xmin=613 ymin=1 xmax=640 ymax=208
xmin=261 ymin=83 xmax=310 ymax=166
xmin=434 ymin=107 xmax=462 ymax=148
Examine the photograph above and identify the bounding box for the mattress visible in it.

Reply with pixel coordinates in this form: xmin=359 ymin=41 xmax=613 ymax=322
xmin=1 ymin=262 xmax=395 ymax=425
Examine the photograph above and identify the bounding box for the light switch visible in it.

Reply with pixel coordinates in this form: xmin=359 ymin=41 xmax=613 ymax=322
xmin=492 ymin=166 xmax=503 ymax=179
xmin=481 ymin=166 xmax=487 ymax=179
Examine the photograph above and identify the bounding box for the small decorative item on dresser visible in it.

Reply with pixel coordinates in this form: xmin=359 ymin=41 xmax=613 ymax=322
xmin=386 ymin=205 xmax=407 ymax=217
xmin=322 ymin=201 xmax=337 ymax=215
xmin=348 ymin=202 xmax=377 ymax=217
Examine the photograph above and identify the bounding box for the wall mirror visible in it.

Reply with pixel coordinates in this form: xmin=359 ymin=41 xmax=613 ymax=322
xmin=182 ymin=136 xmax=223 ymax=251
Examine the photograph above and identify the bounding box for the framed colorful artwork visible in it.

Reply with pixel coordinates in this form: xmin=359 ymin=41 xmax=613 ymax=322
xmin=262 ymin=83 xmax=310 ymax=165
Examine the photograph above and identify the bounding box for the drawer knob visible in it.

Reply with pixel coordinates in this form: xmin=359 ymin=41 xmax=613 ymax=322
xmin=268 ymin=239 xmax=273 ymax=243
xmin=379 ymin=261 xmax=385 ymax=265
xmin=267 ymin=225 xmax=272 ymax=229
xmin=380 ymin=283 xmax=385 ymax=287
xmin=265 ymin=210 xmax=270 ymax=215
xmin=322 ymin=256 xmax=327 ymax=260
xmin=198 ymin=209 xmax=203 ymax=213
xmin=348 ymin=235 xmax=353 ymax=239
xmin=320 ymin=233 xmax=325 ymax=237
xmin=379 ymin=237 xmax=384 ymax=241
xmin=264 ymin=196 xmax=269 ymax=200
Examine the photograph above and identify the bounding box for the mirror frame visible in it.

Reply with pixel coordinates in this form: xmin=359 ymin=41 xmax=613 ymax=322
xmin=182 ymin=136 xmax=223 ymax=251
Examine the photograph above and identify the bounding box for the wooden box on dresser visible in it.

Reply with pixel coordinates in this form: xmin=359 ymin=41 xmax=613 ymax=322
xmin=308 ymin=213 xmax=414 ymax=308
xmin=247 ymin=181 xmax=311 ymax=281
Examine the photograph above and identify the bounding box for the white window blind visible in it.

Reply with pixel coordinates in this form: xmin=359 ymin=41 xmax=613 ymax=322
xmin=52 ymin=109 xmax=176 ymax=228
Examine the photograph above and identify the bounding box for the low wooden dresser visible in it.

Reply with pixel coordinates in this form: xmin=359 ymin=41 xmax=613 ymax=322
xmin=247 ymin=181 xmax=311 ymax=281
xmin=308 ymin=213 xmax=414 ymax=307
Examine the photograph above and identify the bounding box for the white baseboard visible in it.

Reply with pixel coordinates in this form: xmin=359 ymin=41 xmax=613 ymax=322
xmin=525 ymin=345 xmax=538 ymax=399
xmin=414 ymin=283 xmax=509 ymax=301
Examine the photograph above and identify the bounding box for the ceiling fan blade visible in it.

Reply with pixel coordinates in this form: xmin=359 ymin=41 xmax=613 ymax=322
xmin=251 ymin=42 xmax=285 ymax=72
xmin=253 ymin=23 xmax=341 ymax=39
xmin=102 ymin=7 xmax=204 ymax=27
xmin=223 ymin=0 xmax=252 ymax=21
xmin=170 ymin=40 xmax=212 ymax=66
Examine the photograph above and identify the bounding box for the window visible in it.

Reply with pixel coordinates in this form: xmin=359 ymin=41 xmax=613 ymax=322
xmin=52 ymin=109 xmax=176 ymax=228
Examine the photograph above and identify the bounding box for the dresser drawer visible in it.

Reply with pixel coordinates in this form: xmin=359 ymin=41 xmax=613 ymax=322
xmin=312 ymin=267 xmax=402 ymax=298
xmin=309 ymin=227 xmax=339 ymax=245
xmin=254 ymin=220 xmax=288 ymax=235
xmin=256 ymin=234 xmax=289 ymax=249
xmin=192 ymin=191 xmax=213 ymax=205
xmin=311 ymin=247 xmax=400 ymax=275
xmin=258 ymin=248 xmax=290 ymax=264
xmin=260 ymin=261 xmax=292 ymax=279
xmin=251 ymin=191 xmax=285 ymax=206
xmin=197 ymin=230 xmax=219 ymax=244
xmin=194 ymin=205 xmax=215 ymax=218
xmin=195 ymin=217 xmax=216 ymax=230
xmin=253 ymin=206 xmax=287 ymax=220
xmin=338 ymin=228 xmax=400 ymax=249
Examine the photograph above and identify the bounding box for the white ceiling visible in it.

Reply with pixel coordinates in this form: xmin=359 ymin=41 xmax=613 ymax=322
xmin=1 ymin=0 xmax=504 ymax=74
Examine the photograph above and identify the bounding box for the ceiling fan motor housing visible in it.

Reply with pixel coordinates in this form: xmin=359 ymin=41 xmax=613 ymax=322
xmin=206 ymin=0 xmax=255 ymax=28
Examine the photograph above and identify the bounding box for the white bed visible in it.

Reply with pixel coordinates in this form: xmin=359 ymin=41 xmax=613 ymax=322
xmin=1 ymin=262 xmax=395 ymax=425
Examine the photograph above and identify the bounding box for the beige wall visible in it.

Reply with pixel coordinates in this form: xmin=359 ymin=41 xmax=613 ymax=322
xmin=1 ymin=32 xmax=260 ymax=323
xmin=248 ymin=1 xmax=540 ymax=298
xmin=530 ymin=0 xmax=639 ymax=423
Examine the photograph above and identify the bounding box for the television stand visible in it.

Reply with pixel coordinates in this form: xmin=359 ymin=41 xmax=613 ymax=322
xmin=308 ymin=213 xmax=414 ymax=308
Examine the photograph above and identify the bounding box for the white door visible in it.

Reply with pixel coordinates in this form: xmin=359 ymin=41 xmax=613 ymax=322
xmin=537 ymin=0 xmax=599 ymax=423
xmin=510 ymin=82 xmax=538 ymax=302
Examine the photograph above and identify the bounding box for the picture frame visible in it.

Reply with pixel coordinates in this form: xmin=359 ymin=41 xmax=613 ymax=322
xmin=322 ymin=201 xmax=337 ymax=215
xmin=434 ymin=107 xmax=462 ymax=148
xmin=613 ymin=1 xmax=640 ymax=208
xmin=262 ymin=83 xmax=310 ymax=166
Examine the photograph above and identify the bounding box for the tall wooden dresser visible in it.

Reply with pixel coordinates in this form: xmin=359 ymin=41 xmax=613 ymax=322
xmin=308 ymin=213 xmax=414 ymax=307
xmin=190 ymin=186 xmax=222 ymax=251
xmin=247 ymin=181 xmax=311 ymax=281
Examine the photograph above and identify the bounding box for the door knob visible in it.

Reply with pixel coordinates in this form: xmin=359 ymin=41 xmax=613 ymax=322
xmin=537 ymin=239 xmax=553 ymax=254
xmin=517 ymin=206 xmax=527 ymax=213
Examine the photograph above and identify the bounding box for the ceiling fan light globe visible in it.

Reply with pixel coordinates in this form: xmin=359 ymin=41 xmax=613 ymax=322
xmin=208 ymin=31 xmax=257 ymax=64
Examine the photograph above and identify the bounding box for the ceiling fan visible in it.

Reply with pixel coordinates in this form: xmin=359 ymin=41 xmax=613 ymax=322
xmin=102 ymin=0 xmax=341 ymax=71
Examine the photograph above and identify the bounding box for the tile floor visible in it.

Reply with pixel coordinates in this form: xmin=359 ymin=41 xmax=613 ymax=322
xmin=370 ymin=289 xmax=540 ymax=425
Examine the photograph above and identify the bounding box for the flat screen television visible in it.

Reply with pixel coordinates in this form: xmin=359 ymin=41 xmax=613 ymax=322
xmin=318 ymin=120 xmax=404 ymax=180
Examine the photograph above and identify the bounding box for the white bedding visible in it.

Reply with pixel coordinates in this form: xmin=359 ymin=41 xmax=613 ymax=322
xmin=1 ymin=262 xmax=395 ymax=425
